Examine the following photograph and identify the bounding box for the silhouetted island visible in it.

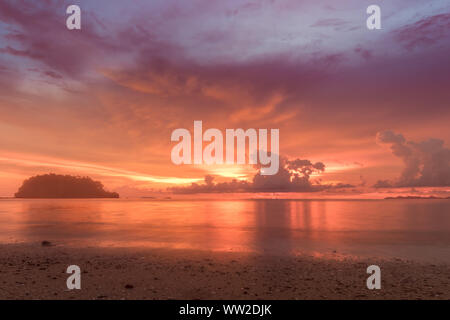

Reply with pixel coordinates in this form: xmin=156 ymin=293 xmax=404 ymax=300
xmin=15 ymin=174 xmax=119 ymax=198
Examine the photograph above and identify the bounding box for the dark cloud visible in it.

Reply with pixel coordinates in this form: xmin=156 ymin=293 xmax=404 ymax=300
xmin=372 ymin=180 xmax=393 ymax=188
xmin=169 ymin=157 xmax=354 ymax=194
xmin=374 ymin=131 xmax=450 ymax=187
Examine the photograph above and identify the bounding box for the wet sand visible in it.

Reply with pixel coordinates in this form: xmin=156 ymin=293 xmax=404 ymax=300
xmin=0 ymin=243 xmax=449 ymax=300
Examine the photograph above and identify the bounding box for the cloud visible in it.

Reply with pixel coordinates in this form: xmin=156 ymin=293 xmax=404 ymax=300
xmin=375 ymin=131 xmax=450 ymax=187
xmin=169 ymin=156 xmax=354 ymax=194
xmin=354 ymin=46 xmax=372 ymax=61
xmin=0 ymin=0 xmax=122 ymax=78
xmin=0 ymin=46 xmax=43 ymax=59
xmin=372 ymin=180 xmax=392 ymax=188
xmin=394 ymin=13 xmax=450 ymax=51
xmin=0 ymin=0 xmax=449 ymax=196
xmin=310 ymin=18 xmax=353 ymax=31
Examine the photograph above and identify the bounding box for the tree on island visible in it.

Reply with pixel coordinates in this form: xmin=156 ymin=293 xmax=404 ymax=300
xmin=14 ymin=174 xmax=119 ymax=198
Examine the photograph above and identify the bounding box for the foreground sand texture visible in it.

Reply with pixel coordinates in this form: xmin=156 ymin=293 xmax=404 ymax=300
xmin=0 ymin=244 xmax=449 ymax=300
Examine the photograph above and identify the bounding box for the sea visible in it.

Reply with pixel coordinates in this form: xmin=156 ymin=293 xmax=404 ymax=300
xmin=0 ymin=198 xmax=449 ymax=262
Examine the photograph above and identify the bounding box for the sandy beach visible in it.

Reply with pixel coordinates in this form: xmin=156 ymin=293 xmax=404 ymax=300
xmin=0 ymin=243 xmax=449 ymax=300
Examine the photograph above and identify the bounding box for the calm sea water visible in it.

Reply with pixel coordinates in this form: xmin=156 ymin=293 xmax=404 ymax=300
xmin=0 ymin=199 xmax=449 ymax=262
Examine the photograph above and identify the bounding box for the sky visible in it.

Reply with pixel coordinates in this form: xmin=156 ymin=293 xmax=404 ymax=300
xmin=0 ymin=0 xmax=449 ymax=197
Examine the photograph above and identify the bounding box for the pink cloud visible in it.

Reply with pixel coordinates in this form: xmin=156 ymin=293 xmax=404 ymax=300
xmin=375 ymin=131 xmax=450 ymax=187
xmin=394 ymin=13 xmax=450 ymax=50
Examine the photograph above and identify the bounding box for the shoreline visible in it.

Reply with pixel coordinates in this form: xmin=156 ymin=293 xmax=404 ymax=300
xmin=3 ymin=195 xmax=450 ymax=201
xmin=0 ymin=243 xmax=449 ymax=300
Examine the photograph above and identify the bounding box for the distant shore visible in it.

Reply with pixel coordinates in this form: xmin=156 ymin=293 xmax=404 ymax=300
xmin=0 ymin=243 xmax=448 ymax=300
xmin=384 ymin=196 xmax=450 ymax=200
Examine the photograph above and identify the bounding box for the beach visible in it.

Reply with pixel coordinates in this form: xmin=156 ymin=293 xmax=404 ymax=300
xmin=1 ymin=243 xmax=449 ymax=300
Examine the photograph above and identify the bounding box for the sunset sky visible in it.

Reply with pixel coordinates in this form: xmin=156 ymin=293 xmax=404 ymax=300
xmin=0 ymin=0 xmax=449 ymax=197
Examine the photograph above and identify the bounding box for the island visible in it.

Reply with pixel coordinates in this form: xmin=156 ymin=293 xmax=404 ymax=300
xmin=14 ymin=174 xmax=119 ymax=198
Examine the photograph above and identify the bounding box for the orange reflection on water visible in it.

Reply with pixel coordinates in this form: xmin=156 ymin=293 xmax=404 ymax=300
xmin=0 ymin=199 xmax=449 ymax=261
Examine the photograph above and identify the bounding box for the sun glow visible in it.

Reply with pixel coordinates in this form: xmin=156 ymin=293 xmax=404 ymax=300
xmin=202 ymin=164 xmax=255 ymax=180
xmin=0 ymin=153 xmax=202 ymax=185
xmin=309 ymin=162 xmax=362 ymax=178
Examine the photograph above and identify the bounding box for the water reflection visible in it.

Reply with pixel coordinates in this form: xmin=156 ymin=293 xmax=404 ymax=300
xmin=0 ymin=199 xmax=449 ymax=261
